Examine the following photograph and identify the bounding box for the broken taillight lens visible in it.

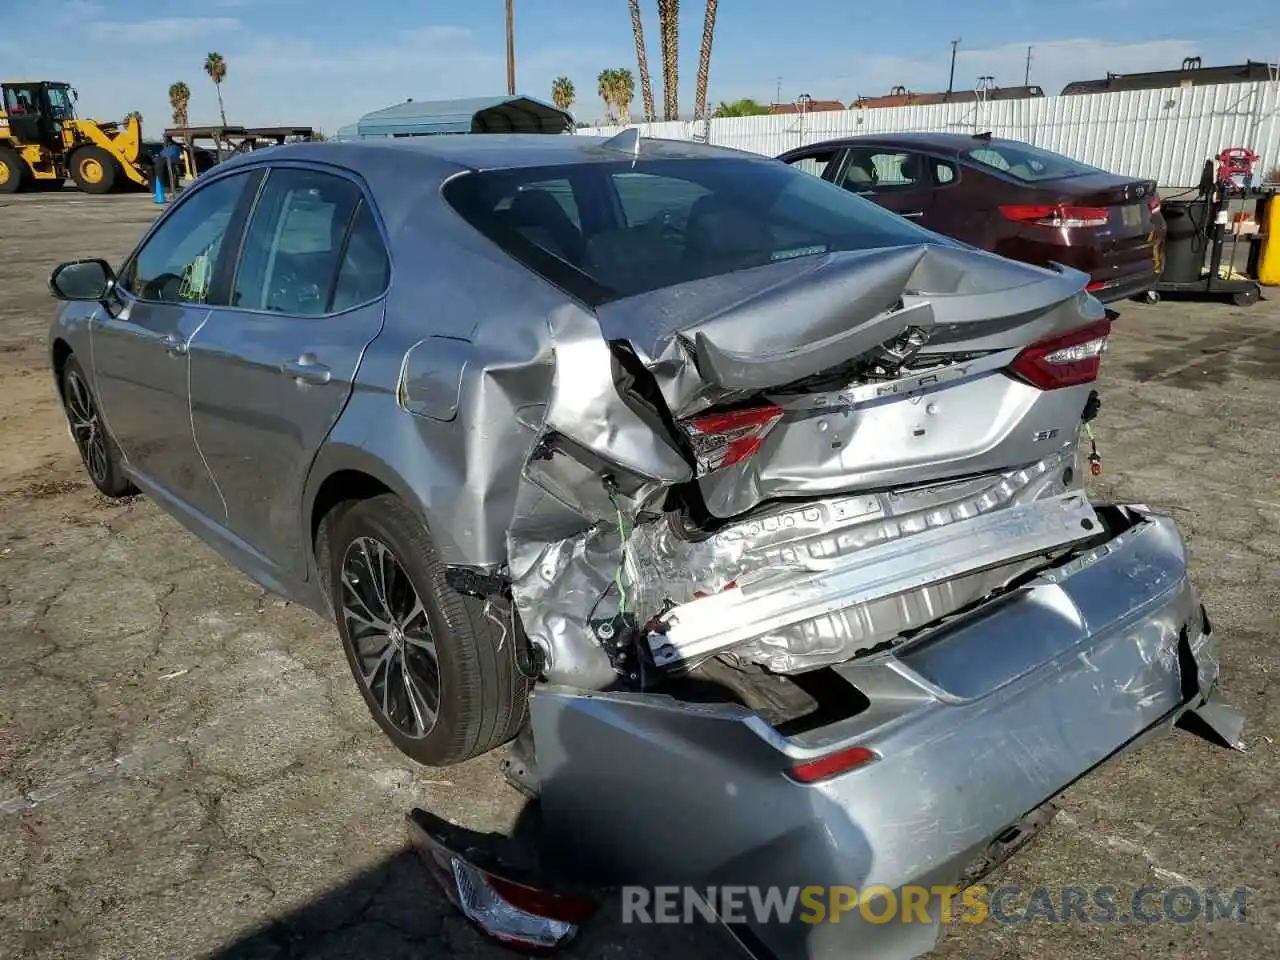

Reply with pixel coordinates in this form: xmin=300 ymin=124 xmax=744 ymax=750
xmin=1008 ymin=317 xmax=1112 ymax=390
xmin=410 ymin=814 xmax=599 ymax=950
xmin=680 ymin=403 xmax=785 ymax=475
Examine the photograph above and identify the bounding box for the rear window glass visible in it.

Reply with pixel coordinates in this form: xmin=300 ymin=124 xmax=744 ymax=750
xmin=963 ymin=142 xmax=1099 ymax=182
xmin=442 ymin=157 xmax=939 ymax=304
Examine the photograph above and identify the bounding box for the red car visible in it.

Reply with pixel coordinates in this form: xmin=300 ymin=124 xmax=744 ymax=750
xmin=779 ymin=132 xmax=1165 ymax=303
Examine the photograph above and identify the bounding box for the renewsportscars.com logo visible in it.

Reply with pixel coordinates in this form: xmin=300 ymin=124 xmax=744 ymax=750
xmin=621 ymin=884 xmax=1248 ymax=926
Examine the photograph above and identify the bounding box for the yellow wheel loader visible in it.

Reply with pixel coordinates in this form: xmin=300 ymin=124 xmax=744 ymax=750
xmin=0 ymin=81 xmax=149 ymax=195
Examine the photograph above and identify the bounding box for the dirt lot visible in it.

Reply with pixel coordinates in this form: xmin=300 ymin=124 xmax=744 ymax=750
xmin=0 ymin=190 xmax=1277 ymax=960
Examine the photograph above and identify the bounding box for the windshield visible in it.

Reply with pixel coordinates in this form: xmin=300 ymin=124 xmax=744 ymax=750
xmin=44 ymin=86 xmax=75 ymax=121
xmin=963 ymin=141 xmax=1100 ymax=182
xmin=443 ymin=156 xmax=944 ymax=304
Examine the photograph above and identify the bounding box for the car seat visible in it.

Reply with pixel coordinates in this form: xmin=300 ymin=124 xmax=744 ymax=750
xmin=506 ymin=189 xmax=584 ymax=263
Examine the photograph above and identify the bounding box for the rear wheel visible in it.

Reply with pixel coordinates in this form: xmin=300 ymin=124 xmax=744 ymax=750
xmin=0 ymin=148 xmax=27 ymax=195
xmin=59 ymin=355 xmax=138 ymax=497
xmin=330 ymin=494 xmax=530 ymax=766
xmin=69 ymin=146 xmax=119 ymax=194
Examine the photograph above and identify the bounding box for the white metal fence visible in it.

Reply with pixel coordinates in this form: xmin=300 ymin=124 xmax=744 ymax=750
xmin=578 ymin=81 xmax=1280 ymax=188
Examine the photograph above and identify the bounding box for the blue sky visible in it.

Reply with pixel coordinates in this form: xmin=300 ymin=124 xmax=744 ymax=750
xmin=2 ymin=0 xmax=1277 ymax=134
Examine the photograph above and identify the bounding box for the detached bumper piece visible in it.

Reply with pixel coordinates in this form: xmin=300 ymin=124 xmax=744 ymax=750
xmin=407 ymin=808 xmax=600 ymax=950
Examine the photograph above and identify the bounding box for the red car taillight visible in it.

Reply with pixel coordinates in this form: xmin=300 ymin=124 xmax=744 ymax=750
xmin=680 ymin=403 xmax=784 ymax=476
xmin=1009 ymin=317 xmax=1113 ymax=390
xmin=786 ymin=746 xmax=879 ymax=784
xmin=1000 ymin=204 xmax=1111 ymax=228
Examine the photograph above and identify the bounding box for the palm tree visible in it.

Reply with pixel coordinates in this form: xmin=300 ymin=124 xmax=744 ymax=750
xmin=626 ymin=0 xmax=656 ymax=122
xmin=551 ymin=76 xmax=575 ymax=112
xmin=168 ymin=81 xmax=191 ymax=129
xmin=204 ymin=52 xmax=228 ymax=129
xmin=694 ymin=0 xmax=717 ymax=121
xmin=505 ymin=0 xmax=516 ymax=96
xmin=614 ymin=68 xmax=636 ymax=121
xmin=657 ymin=0 xmax=679 ymax=120
xmin=597 ymin=68 xmax=617 ymax=123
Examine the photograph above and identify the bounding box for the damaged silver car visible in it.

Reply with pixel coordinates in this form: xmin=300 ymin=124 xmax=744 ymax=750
xmin=48 ymin=132 xmax=1242 ymax=960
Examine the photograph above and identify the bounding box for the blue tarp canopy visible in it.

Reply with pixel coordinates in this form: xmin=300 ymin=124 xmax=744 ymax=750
xmin=351 ymin=95 xmax=573 ymax=138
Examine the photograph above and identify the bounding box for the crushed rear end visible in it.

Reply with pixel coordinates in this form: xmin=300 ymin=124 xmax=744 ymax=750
xmin=489 ymin=241 xmax=1240 ymax=958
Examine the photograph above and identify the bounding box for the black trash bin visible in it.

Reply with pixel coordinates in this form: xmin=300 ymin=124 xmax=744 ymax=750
xmin=1160 ymin=199 xmax=1209 ymax=283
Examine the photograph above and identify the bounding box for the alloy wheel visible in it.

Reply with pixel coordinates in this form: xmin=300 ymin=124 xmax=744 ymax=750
xmin=64 ymin=370 xmax=109 ymax=486
xmin=340 ymin=536 xmax=441 ymax=738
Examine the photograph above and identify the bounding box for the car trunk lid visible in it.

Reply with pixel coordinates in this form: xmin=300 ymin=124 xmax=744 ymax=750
xmin=506 ymin=241 xmax=1109 ymax=685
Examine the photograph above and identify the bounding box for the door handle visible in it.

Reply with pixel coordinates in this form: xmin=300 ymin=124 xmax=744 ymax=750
xmin=281 ymin=355 xmax=332 ymax=386
xmin=161 ymin=334 xmax=187 ymax=356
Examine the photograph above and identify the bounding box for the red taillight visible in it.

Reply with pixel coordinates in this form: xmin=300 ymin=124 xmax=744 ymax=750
xmin=681 ymin=403 xmax=784 ymax=476
xmin=486 ymin=876 xmax=601 ymax=925
xmin=787 ymin=746 xmax=878 ymax=784
xmin=1000 ymin=204 xmax=1110 ymax=228
xmin=1009 ymin=317 xmax=1113 ymax=390
xmin=409 ymin=812 xmax=600 ymax=949
xmin=1147 ymin=193 xmax=1161 ymax=215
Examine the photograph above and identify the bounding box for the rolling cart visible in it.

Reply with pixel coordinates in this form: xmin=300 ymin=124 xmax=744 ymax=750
xmin=1154 ymin=158 xmax=1267 ymax=307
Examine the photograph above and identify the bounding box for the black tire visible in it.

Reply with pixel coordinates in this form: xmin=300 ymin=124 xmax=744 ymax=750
xmin=0 ymin=147 xmax=27 ymax=195
xmin=68 ymin=146 xmax=119 ymax=195
xmin=59 ymin=355 xmax=138 ymax=498
xmin=330 ymin=494 xmax=529 ymax=766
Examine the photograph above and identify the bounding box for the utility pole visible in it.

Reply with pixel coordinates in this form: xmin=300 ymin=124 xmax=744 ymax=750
xmin=947 ymin=38 xmax=960 ymax=96
xmin=505 ymin=0 xmax=516 ymax=96
xmin=775 ymin=76 xmax=783 ymax=104
xmin=1024 ymin=45 xmax=1033 ymax=86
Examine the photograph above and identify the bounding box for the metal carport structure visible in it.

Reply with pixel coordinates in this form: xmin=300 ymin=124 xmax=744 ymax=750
xmin=342 ymin=95 xmax=574 ymax=139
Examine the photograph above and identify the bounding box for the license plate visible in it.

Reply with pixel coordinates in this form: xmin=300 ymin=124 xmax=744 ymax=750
xmin=1121 ymin=204 xmax=1143 ymax=227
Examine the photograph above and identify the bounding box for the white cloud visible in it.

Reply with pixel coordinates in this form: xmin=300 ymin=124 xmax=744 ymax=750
xmin=90 ymin=17 xmax=242 ymax=45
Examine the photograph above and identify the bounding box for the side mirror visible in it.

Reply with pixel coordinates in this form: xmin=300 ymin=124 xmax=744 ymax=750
xmin=49 ymin=258 xmax=115 ymax=302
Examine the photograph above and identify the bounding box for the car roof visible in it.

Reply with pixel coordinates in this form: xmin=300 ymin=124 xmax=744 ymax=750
xmin=790 ymin=131 xmax=1031 ymax=155
xmin=224 ymin=133 xmax=761 ymax=176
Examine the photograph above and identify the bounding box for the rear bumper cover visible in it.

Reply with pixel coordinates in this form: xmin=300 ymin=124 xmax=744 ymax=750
xmin=529 ymin=506 xmax=1243 ymax=960
xmin=1089 ymin=268 xmax=1160 ymax=303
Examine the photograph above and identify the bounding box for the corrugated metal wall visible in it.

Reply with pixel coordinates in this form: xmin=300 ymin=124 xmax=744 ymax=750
xmin=579 ymin=82 xmax=1280 ymax=187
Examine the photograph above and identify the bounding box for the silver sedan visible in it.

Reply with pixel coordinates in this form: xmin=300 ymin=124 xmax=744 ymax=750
xmin=47 ymin=133 xmax=1242 ymax=960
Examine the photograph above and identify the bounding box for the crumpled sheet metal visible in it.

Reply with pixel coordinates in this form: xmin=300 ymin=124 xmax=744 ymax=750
xmin=511 ymin=450 xmax=1077 ymax=687
xmin=501 ymin=243 xmax=1093 ymax=688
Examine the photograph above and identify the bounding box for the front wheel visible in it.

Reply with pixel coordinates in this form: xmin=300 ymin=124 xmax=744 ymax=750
xmin=59 ymin=355 xmax=138 ymax=497
xmin=69 ymin=146 xmax=119 ymax=194
xmin=0 ymin=148 xmax=28 ymax=195
xmin=330 ymin=494 xmax=529 ymax=766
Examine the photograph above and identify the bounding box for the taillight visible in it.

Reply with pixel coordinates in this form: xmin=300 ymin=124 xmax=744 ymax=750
xmin=1009 ymin=317 xmax=1112 ymax=390
xmin=409 ymin=810 xmax=600 ymax=949
xmin=1147 ymin=193 xmax=1161 ymax=215
xmin=1000 ymin=204 xmax=1110 ymax=228
xmin=680 ymin=403 xmax=784 ymax=476
xmin=786 ymin=746 xmax=878 ymax=784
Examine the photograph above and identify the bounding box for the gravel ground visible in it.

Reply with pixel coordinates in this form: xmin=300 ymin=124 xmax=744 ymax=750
xmin=0 ymin=190 xmax=1276 ymax=960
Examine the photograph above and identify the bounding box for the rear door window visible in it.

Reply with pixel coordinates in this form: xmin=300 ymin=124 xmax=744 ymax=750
xmin=329 ymin=200 xmax=390 ymax=312
xmin=231 ymin=167 xmax=362 ymax=315
xmin=443 ymin=157 xmax=938 ymax=304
